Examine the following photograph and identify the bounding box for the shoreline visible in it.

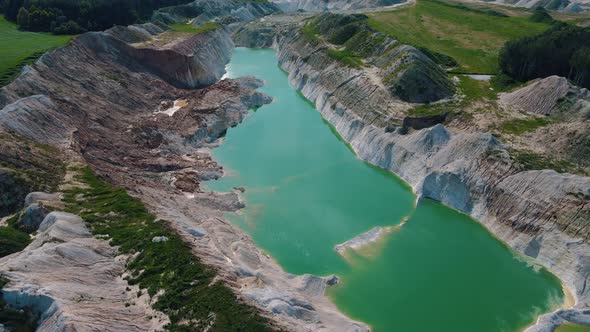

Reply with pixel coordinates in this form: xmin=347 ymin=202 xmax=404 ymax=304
xmin=267 ymin=31 xmax=589 ymax=329
xmin=207 ymin=46 xmax=577 ymax=332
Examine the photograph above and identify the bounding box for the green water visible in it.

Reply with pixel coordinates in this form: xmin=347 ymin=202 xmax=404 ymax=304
xmin=207 ymin=48 xmax=564 ymax=332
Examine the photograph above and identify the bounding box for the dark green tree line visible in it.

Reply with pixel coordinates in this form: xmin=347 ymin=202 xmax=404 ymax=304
xmin=499 ymin=22 xmax=590 ymax=88
xmin=1 ymin=0 xmax=193 ymax=34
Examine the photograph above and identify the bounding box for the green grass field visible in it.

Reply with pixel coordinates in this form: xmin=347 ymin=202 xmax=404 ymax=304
xmin=500 ymin=116 xmax=552 ymax=135
xmin=0 ymin=15 xmax=72 ymax=86
xmin=555 ymin=323 xmax=590 ymax=332
xmin=367 ymin=0 xmax=550 ymax=74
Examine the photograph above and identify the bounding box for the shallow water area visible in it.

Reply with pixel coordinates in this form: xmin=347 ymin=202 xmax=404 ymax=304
xmin=206 ymin=47 xmax=564 ymax=332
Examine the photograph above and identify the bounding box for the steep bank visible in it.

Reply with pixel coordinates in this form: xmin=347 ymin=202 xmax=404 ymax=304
xmin=236 ymin=14 xmax=590 ymax=331
xmin=0 ymin=23 xmax=368 ymax=331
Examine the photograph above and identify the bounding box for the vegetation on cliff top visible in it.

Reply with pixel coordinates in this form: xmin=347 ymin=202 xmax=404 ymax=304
xmin=499 ymin=22 xmax=590 ymax=89
xmin=326 ymin=49 xmax=364 ymax=68
xmin=529 ymin=6 xmax=555 ymax=24
xmin=367 ymin=0 xmax=550 ymax=73
xmin=170 ymin=21 xmax=220 ymax=33
xmin=0 ymin=222 xmax=30 ymax=258
xmin=511 ymin=150 xmax=584 ymax=174
xmin=500 ymin=117 xmax=552 ymax=135
xmin=408 ymin=74 xmax=496 ymax=116
xmin=63 ymin=167 xmax=275 ymax=332
xmin=0 ymin=15 xmax=72 ymax=86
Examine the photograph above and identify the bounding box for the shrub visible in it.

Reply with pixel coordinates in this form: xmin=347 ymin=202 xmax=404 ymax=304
xmin=0 ymin=226 xmax=30 ymax=258
xmin=529 ymin=7 xmax=554 ymax=24
xmin=52 ymin=20 xmax=86 ymax=35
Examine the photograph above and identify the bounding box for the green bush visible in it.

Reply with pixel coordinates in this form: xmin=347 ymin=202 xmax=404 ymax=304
xmin=511 ymin=150 xmax=580 ymax=173
xmin=529 ymin=7 xmax=554 ymax=24
xmin=417 ymin=47 xmax=458 ymax=68
xmin=0 ymin=226 xmax=30 ymax=258
xmin=499 ymin=23 xmax=590 ymax=88
xmin=52 ymin=20 xmax=86 ymax=35
xmin=326 ymin=49 xmax=363 ymax=68
xmin=500 ymin=117 xmax=551 ymax=135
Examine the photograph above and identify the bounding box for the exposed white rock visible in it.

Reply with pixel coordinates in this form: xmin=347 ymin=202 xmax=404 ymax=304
xmin=500 ymin=75 xmax=571 ymax=115
xmin=0 ymin=212 xmax=168 ymax=331
xmin=24 ymin=192 xmax=62 ymax=207
xmin=151 ymin=236 xmax=169 ymax=242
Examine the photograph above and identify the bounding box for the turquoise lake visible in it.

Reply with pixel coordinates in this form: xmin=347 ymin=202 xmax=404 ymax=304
xmin=206 ymin=47 xmax=564 ymax=332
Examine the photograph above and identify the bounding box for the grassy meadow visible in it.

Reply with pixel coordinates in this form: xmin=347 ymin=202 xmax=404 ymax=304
xmin=555 ymin=323 xmax=590 ymax=332
xmin=0 ymin=15 xmax=72 ymax=86
xmin=367 ymin=0 xmax=550 ymax=74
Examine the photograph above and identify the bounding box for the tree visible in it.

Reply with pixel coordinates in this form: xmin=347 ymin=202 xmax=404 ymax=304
xmin=570 ymin=47 xmax=590 ymax=86
xmin=3 ymin=0 xmax=195 ymax=34
xmin=28 ymin=8 xmax=55 ymax=32
xmin=529 ymin=6 xmax=554 ymax=24
xmin=16 ymin=6 xmax=28 ymax=29
xmin=499 ymin=23 xmax=590 ymax=89
xmin=53 ymin=20 xmax=86 ymax=34
xmin=4 ymin=0 xmax=24 ymax=21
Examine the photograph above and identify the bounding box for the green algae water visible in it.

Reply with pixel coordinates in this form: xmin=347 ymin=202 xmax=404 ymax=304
xmin=207 ymin=48 xmax=564 ymax=332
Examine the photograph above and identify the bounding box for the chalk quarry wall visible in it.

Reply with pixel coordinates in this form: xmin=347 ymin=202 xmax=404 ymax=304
xmin=265 ymin=23 xmax=590 ymax=331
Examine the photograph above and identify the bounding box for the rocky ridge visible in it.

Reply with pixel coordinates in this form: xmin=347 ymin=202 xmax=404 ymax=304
xmin=496 ymin=75 xmax=590 ymax=172
xmin=235 ymin=13 xmax=590 ymax=331
xmin=153 ymin=0 xmax=280 ymax=27
xmin=0 ymin=22 xmax=367 ymax=331
xmin=271 ymin=0 xmax=406 ymax=11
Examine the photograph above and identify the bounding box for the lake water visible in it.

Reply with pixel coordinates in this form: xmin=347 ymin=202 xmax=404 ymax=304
xmin=206 ymin=47 xmax=563 ymax=332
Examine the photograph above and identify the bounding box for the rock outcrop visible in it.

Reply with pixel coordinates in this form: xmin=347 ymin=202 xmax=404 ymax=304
xmin=497 ymin=75 xmax=590 ymax=170
xmin=500 ymin=75 xmax=572 ymax=115
xmin=153 ymin=0 xmax=280 ymax=27
xmin=235 ymin=13 xmax=590 ymax=331
xmin=0 ymin=211 xmax=168 ymax=332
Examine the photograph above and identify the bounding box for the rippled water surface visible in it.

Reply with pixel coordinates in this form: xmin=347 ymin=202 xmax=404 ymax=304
xmin=206 ymin=48 xmax=564 ymax=332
